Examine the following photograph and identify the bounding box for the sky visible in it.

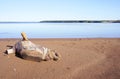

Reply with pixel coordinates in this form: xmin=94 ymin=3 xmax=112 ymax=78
xmin=0 ymin=0 xmax=120 ymax=21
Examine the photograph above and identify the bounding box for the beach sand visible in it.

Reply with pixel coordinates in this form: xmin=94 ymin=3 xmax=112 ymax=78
xmin=0 ymin=38 xmax=120 ymax=79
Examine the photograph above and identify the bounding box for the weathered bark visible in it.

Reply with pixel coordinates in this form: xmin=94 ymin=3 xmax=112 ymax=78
xmin=15 ymin=40 xmax=60 ymax=62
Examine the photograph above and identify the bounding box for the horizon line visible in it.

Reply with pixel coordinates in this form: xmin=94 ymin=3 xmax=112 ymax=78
xmin=0 ymin=20 xmax=120 ymax=23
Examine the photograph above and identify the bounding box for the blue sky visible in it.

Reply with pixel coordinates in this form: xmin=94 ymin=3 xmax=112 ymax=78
xmin=0 ymin=0 xmax=120 ymax=21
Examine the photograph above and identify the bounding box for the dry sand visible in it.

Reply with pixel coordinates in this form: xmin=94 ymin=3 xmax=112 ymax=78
xmin=0 ymin=38 xmax=120 ymax=79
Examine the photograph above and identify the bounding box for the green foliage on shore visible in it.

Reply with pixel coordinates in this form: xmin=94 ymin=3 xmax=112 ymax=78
xmin=40 ymin=20 xmax=120 ymax=23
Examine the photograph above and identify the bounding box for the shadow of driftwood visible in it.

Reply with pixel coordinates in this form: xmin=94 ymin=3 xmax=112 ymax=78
xmin=6 ymin=45 xmax=14 ymax=49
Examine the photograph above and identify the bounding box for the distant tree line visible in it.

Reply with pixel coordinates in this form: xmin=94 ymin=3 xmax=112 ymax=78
xmin=0 ymin=20 xmax=120 ymax=23
xmin=40 ymin=20 xmax=120 ymax=23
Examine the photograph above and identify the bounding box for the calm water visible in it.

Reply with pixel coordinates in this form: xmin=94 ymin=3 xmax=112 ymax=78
xmin=0 ymin=23 xmax=120 ymax=38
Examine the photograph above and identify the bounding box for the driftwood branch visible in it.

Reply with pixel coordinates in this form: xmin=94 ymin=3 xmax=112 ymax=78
xmin=21 ymin=32 xmax=28 ymax=41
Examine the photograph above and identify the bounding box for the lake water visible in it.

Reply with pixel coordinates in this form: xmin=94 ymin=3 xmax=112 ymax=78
xmin=0 ymin=23 xmax=120 ymax=38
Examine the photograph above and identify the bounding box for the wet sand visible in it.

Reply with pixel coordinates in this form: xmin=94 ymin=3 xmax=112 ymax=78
xmin=0 ymin=38 xmax=120 ymax=79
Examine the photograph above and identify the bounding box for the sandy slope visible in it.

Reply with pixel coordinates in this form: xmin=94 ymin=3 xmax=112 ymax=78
xmin=0 ymin=38 xmax=120 ymax=79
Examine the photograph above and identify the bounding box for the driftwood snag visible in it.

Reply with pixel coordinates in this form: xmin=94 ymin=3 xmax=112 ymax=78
xmin=7 ymin=32 xmax=61 ymax=62
xmin=21 ymin=32 xmax=28 ymax=41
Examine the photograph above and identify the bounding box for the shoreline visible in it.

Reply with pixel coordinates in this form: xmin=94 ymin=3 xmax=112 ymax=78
xmin=0 ymin=37 xmax=120 ymax=39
